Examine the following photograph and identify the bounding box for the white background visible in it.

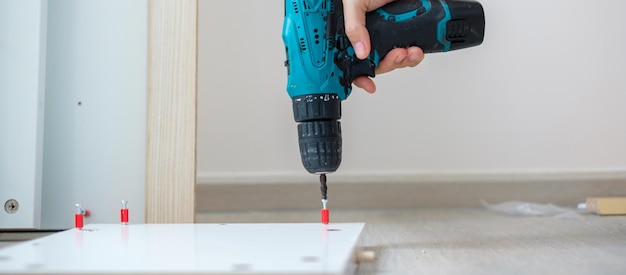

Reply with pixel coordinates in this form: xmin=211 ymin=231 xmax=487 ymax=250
xmin=197 ymin=0 xmax=626 ymax=183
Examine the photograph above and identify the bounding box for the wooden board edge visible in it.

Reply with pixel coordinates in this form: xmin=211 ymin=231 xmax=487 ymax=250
xmin=146 ymin=0 xmax=198 ymax=223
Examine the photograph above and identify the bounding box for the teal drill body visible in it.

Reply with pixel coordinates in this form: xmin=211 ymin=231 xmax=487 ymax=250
xmin=283 ymin=0 xmax=485 ymax=174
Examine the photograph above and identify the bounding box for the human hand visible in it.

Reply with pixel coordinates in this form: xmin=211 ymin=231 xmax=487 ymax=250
xmin=342 ymin=0 xmax=425 ymax=93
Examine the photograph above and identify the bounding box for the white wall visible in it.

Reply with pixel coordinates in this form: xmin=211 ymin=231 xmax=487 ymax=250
xmin=42 ymin=0 xmax=147 ymax=229
xmin=0 ymin=0 xmax=47 ymax=228
xmin=197 ymin=0 xmax=626 ymax=183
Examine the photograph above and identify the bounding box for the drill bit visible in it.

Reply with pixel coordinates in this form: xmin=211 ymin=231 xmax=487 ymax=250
xmin=320 ymin=173 xmax=328 ymax=201
xmin=320 ymin=174 xmax=330 ymax=224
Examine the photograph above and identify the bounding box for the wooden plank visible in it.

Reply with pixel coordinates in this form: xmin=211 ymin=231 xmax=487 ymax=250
xmin=586 ymin=197 xmax=626 ymax=215
xmin=146 ymin=0 xmax=197 ymax=223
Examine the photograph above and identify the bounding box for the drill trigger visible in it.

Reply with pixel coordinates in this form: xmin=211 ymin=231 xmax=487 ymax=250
xmin=346 ymin=58 xmax=376 ymax=84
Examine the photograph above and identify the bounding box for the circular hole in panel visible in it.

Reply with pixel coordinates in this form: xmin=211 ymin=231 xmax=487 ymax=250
xmin=4 ymin=199 xmax=19 ymax=214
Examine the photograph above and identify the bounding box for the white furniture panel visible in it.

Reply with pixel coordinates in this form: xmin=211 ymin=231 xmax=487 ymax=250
xmin=0 ymin=0 xmax=48 ymax=229
xmin=42 ymin=0 xmax=147 ymax=229
xmin=0 ymin=223 xmax=364 ymax=275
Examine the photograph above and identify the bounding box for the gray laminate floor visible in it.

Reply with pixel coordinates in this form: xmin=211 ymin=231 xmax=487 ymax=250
xmin=197 ymin=208 xmax=626 ymax=275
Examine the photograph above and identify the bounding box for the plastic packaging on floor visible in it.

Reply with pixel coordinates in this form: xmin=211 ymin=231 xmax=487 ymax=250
xmin=481 ymin=200 xmax=587 ymax=219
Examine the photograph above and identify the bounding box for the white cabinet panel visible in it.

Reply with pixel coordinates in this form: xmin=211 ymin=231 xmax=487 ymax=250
xmin=41 ymin=0 xmax=147 ymax=229
xmin=0 ymin=0 xmax=48 ymax=229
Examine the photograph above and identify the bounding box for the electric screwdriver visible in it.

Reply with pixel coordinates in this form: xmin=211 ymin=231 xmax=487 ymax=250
xmin=282 ymin=0 xmax=485 ymax=175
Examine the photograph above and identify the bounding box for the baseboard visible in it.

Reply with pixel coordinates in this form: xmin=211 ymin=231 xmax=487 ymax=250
xmin=196 ymin=170 xmax=626 ymax=212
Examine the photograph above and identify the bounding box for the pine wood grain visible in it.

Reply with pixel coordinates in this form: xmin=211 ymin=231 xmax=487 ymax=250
xmin=587 ymin=197 xmax=626 ymax=215
xmin=146 ymin=0 xmax=197 ymax=223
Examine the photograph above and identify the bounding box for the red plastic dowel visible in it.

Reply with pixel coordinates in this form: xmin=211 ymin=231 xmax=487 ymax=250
xmin=121 ymin=208 xmax=129 ymax=224
xmin=75 ymin=213 xmax=84 ymax=229
xmin=321 ymin=209 xmax=330 ymax=224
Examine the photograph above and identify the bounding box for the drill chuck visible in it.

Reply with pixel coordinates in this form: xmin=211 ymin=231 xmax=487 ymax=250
xmin=293 ymin=94 xmax=342 ymax=174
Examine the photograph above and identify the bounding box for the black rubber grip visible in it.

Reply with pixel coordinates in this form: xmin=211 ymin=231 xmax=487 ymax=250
xmin=367 ymin=0 xmax=485 ymax=55
xmin=338 ymin=0 xmax=485 ymax=83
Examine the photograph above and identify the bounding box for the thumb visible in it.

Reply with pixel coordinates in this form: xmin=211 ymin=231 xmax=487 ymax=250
xmin=342 ymin=0 xmax=395 ymax=59
xmin=342 ymin=0 xmax=370 ymax=59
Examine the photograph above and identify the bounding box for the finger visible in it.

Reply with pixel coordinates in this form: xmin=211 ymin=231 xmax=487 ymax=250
xmin=375 ymin=47 xmax=424 ymax=74
xmin=342 ymin=0 xmax=370 ymax=59
xmin=406 ymin=46 xmax=424 ymax=65
xmin=353 ymin=76 xmax=377 ymax=93
xmin=375 ymin=48 xmax=409 ymax=74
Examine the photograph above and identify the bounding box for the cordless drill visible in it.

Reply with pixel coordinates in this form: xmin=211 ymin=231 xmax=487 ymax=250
xmin=282 ymin=0 xmax=485 ymax=207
